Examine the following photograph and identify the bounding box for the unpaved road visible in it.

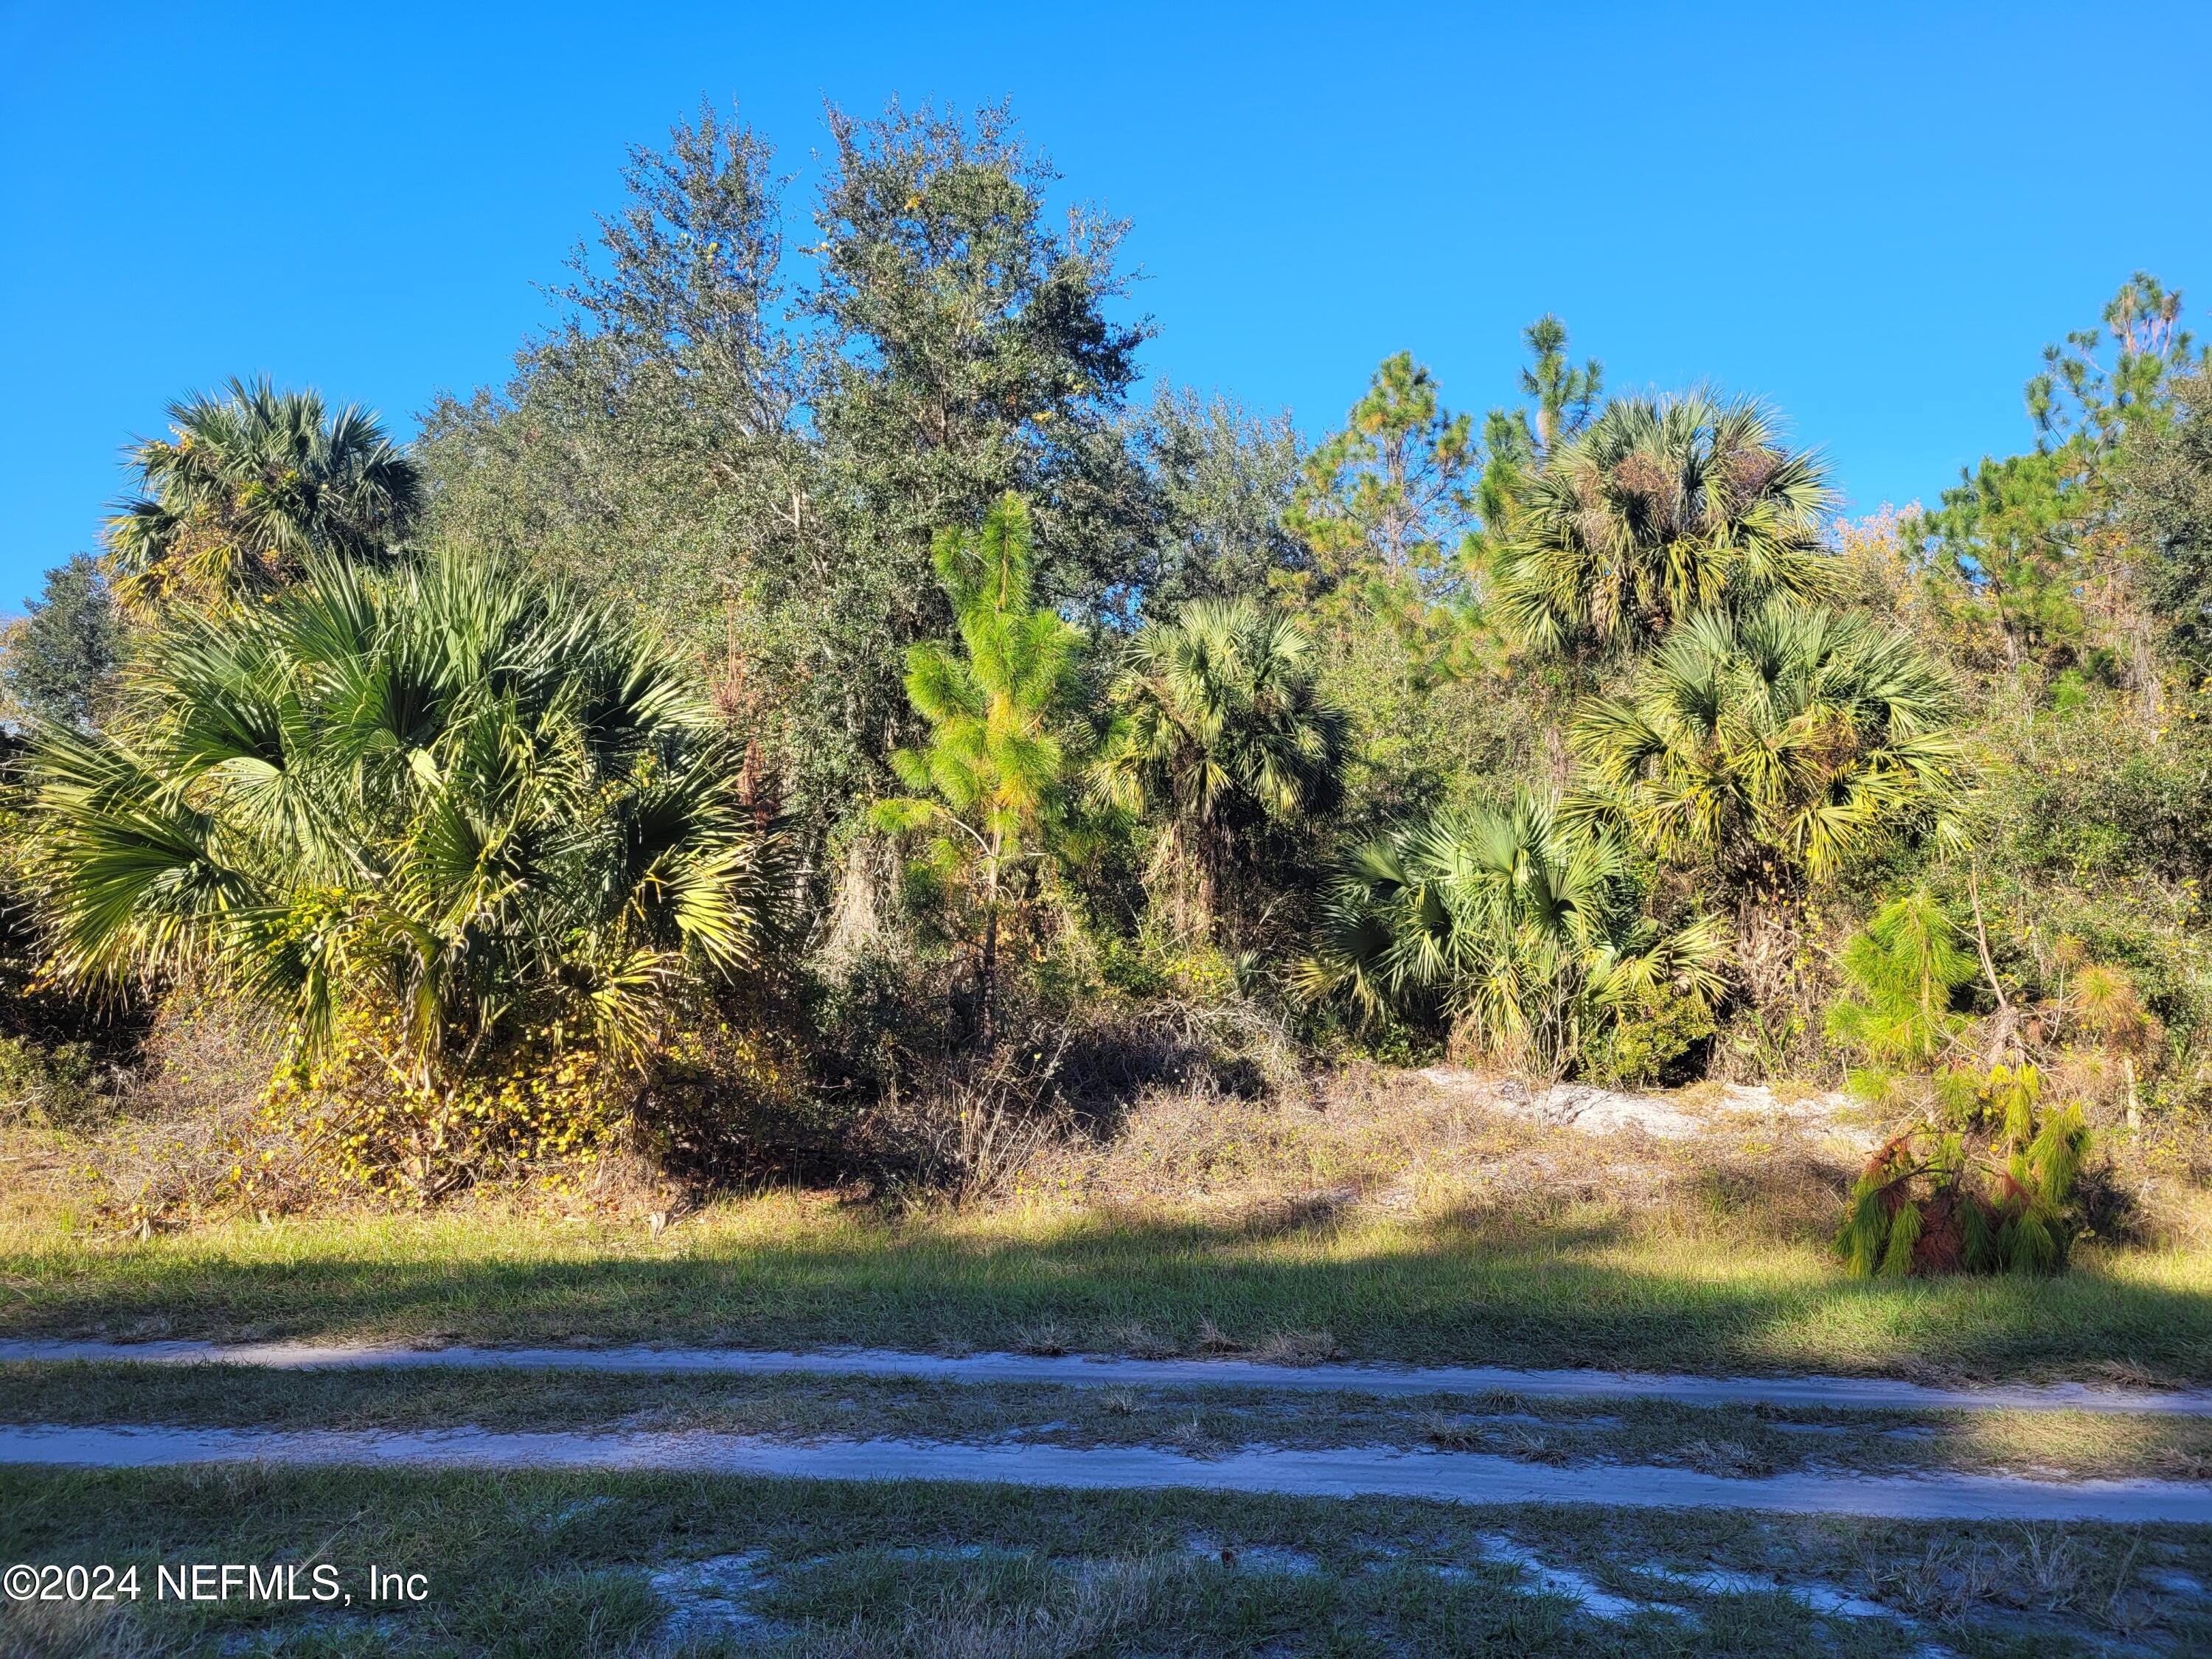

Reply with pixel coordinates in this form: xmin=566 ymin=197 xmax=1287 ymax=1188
xmin=6 ymin=1424 xmax=2209 ymax=1523
xmin=4 ymin=1340 xmax=2207 ymax=1416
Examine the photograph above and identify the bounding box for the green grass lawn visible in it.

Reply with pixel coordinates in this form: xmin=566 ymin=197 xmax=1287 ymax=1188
xmin=4 ymin=1464 xmax=2204 ymax=1658
xmin=6 ymin=1193 xmax=2212 ymax=1381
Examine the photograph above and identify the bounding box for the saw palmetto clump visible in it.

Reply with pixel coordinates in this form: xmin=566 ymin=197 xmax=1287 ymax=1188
xmin=1091 ymin=597 xmax=1346 ymax=941
xmin=1303 ymin=791 xmax=1725 ymax=1079
xmin=27 ymin=552 xmax=782 ymax=1188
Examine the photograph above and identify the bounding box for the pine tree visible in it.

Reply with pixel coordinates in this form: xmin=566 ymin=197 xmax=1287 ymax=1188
xmin=2 ymin=556 xmax=121 ymax=731
xmin=1284 ymin=352 xmax=1478 ymax=591
xmin=1826 ymin=889 xmax=1978 ymax=1065
xmin=1476 ymin=316 xmax=1604 ymax=551
xmin=873 ymin=495 xmax=1085 ymax=1046
xmin=1837 ymin=1065 xmax=2091 ymax=1279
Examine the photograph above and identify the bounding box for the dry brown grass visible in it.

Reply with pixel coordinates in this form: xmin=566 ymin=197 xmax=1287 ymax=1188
xmin=1101 ymin=1321 xmax=1180 ymax=1360
xmin=1664 ymin=1437 xmax=1777 ymax=1479
xmin=23 ymin=970 xmax=2212 ymax=1273
xmin=1420 ymin=1413 xmax=1488 ymax=1451
xmin=1013 ymin=1064 xmax=1871 ymax=1250
xmin=780 ymin=1559 xmax=1200 ymax=1659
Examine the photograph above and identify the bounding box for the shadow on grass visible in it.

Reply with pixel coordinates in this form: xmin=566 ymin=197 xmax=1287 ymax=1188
xmin=5 ymin=1200 xmax=2211 ymax=1382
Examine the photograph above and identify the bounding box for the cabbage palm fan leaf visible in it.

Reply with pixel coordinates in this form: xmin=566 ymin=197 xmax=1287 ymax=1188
xmin=1494 ymin=392 xmax=1840 ymax=656
xmin=26 ymin=725 xmax=271 ymax=985
xmin=1571 ymin=603 xmax=1969 ymax=894
xmin=106 ymin=377 xmax=423 ymax=609
xmin=28 ymin=554 xmax=781 ymax=1082
xmin=1092 ymin=597 xmax=1347 ymax=934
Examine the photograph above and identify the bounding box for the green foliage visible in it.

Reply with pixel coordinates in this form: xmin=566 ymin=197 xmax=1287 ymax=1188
xmin=1 ymin=555 xmax=120 ymax=731
xmin=1277 ymin=345 xmax=1555 ymax=830
xmin=1911 ymin=446 xmax=2090 ymax=662
xmin=1133 ymin=386 xmax=1310 ymax=614
xmin=1837 ymin=1065 xmax=2092 ymax=1279
xmin=1093 ymin=597 xmax=1346 ymax=939
xmin=420 ymin=100 xmax=1150 ymax=862
xmin=1304 ymin=793 xmax=1725 ymax=1078
xmin=1968 ymin=674 xmax=2212 ymax=1071
xmin=1492 ymin=393 xmax=1836 ymax=657
xmin=417 ymin=101 xmax=804 ymax=647
xmin=0 ymin=1033 xmax=102 ymax=1128
xmin=0 ymin=758 xmax=125 ymax=1063
xmin=549 ymin=97 xmax=799 ymax=440
xmin=1992 ymin=675 xmax=2212 ymax=888
xmin=2027 ymin=272 xmax=2202 ymax=453
xmin=1581 ymin=984 xmax=1715 ymax=1088
xmin=1571 ymin=605 xmax=1970 ymax=895
xmin=1303 ymin=577 xmax=1550 ymax=834
xmin=26 ymin=553 xmax=782 ymax=1088
xmin=873 ymin=495 xmax=1085 ymax=1045
xmin=106 ymin=377 xmax=420 ymax=611
xmin=1475 ymin=314 xmax=1604 ymax=549
xmin=1826 ymin=889 xmax=1978 ymax=1065
xmin=1284 ymin=352 xmax=1477 ymax=592
xmin=25 ymin=88 xmax=2212 ymax=1186
xmin=1910 ymin=274 xmax=2206 ymax=677
xmin=810 ymin=99 xmax=1153 ymax=622
xmin=2121 ymin=366 xmax=2212 ymax=667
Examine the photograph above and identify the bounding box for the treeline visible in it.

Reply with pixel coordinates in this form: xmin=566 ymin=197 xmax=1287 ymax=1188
xmin=5 ymin=101 xmax=2212 ymax=1257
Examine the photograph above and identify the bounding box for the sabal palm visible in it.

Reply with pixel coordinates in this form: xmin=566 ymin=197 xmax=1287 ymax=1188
xmin=107 ymin=377 xmax=422 ymax=608
xmin=1571 ymin=605 xmax=1969 ymax=894
xmin=1492 ymin=393 xmax=1836 ymax=655
xmin=1304 ymin=793 xmax=1725 ymax=1078
xmin=1092 ymin=599 xmax=1346 ymax=931
xmin=28 ymin=554 xmax=779 ymax=1080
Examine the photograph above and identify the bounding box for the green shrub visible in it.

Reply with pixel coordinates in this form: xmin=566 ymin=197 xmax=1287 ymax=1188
xmin=1837 ymin=1065 xmax=2092 ymax=1277
xmin=0 ymin=1034 xmax=103 ymax=1128
xmin=1304 ymin=792 xmax=1724 ymax=1079
xmin=26 ymin=554 xmax=785 ymax=1193
xmin=1583 ymin=987 xmax=1715 ymax=1087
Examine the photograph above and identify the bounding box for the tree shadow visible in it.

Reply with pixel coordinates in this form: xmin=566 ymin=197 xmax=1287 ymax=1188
xmin=6 ymin=1203 xmax=2211 ymax=1382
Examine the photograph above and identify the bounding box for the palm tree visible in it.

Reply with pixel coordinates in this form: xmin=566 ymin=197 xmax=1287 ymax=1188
xmin=106 ymin=378 xmax=422 ymax=609
xmin=1091 ymin=598 xmax=1346 ymax=939
xmin=1492 ymin=392 xmax=1837 ymax=656
xmin=1303 ymin=793 xmax=1725 ymax=1079
xmin=1570 ymin=605 xmax=1969 ymax=899
xmin=28 ymin=553 xmax=781 ymax=1091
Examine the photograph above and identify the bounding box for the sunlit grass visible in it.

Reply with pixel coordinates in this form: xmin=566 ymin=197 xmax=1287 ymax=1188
xmin=6 ymin=1187 xmax=2211 ymax=1380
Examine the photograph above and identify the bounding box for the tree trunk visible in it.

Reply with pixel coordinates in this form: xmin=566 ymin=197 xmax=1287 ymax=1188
xmin=978 ymin=860 xmax=1000 ymax=1051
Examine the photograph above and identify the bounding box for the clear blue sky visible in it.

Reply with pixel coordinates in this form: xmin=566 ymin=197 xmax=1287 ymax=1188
xmin=5 ymin=0 xmax=2210 ymax=611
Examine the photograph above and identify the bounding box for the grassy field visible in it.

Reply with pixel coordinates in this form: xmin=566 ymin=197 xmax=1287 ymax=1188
xmin=7 ymin=1361 xmax=2212 ymax=1483
xmin=4 ymin=1464 xmax=2205 ymax=1658
xmin=6 ymin=1192 xmax=2212 ymax=1382
xmin=7 ymin=1088 xmax=2212 ymax=1657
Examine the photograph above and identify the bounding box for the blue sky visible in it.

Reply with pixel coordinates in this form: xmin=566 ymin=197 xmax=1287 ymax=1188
xmin=4 ymin=0 xmax=2210 ymax=611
